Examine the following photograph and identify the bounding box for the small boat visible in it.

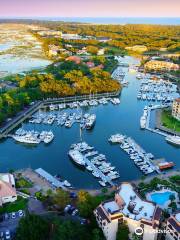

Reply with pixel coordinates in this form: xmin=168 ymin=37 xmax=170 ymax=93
xmin=99 ymin=181 xmax=106 ymax=187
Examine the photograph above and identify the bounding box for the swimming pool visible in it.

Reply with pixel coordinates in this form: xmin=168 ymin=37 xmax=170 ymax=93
xmin=150 ymin=191 xmax=175 ymax=206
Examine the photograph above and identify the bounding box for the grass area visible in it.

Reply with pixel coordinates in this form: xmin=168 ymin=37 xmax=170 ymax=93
xmin=16 ymin=177 xmax=33 ymax=188
xmin=161 ymin=110 xmax=180 ymax=132
xmin=0 ymin=196 xmax=28 ymax=214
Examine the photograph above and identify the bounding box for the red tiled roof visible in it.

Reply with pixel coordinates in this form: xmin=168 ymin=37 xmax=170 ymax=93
xmin=66 ymin=56 xmax=81 ymax=64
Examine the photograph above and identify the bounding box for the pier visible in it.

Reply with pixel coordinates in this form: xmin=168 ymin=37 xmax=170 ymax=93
xmin=0 ymin=91 xmax=120 ymax=140
xmin=83 ymin=156 xmax=114 ymax=186
xmin=144 ymin=105 xmax=171 ymax=138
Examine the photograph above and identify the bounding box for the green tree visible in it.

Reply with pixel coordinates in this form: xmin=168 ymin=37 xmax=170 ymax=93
xmin=116 ymin=223 xmax=129 ymax=240
xmin=15 ymin=214 xmax=49 ymax=240
xmin=53 ymin=189 xmax=70 ymax=210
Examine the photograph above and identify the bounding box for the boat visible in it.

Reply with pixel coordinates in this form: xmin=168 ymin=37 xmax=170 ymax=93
xmin=165 ymin=135 xmax=180 ymax=146
xmin=92 ymin=171 xmax=100 ymax=178
xmin=43 ymin=131 xmax=54 ymax=144
xmin=140 ymin=116 xmax=146 ymax=129
xmin=158 ymin=162 xmax=175 ymax=170
xmin=85 ymin=114 xmax=96 ymax=130
xmin=68 ymin=150 xmax=86 ymax=167
xmin=12 ymin=133 xmax=40 ymax=144
xmin=98 ymin=181 xmax=106 ymax=187
xmin=63 ymin=180 xmax=71 ymax=187
xmin=109 ymin=134 xmax=125 ymax=144
xmin=86 ymin=166 xmax=93 ymax=171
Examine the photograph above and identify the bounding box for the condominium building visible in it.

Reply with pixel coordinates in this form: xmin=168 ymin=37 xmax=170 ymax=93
xmin=94 ymin=183 xmax=162 ymax=240
xmin=0 ymin=173 xmax=17 ymax=206
xmin=165 ymin=212 xmax=180 ymax=240
xmin=172 ymin=98 xmax=180 ymax=121
xmin=144 ymin=60 xmax=179 ymax=71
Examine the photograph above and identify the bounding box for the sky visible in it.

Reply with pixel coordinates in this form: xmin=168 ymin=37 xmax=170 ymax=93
xmin=0 ymin=0 xmax=180 ymax=18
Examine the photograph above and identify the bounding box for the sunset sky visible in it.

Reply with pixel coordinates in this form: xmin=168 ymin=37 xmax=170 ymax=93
xmin=0 ymin=0 xmax=179 ymax=18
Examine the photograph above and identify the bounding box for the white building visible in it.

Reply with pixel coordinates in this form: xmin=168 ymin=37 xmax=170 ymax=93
xmin=172 ymin=98 xmax=180 ymax=121
xmin=0 ymin=173 xmax=17 ymax=206
xmin=94 ymin=183 xmax=162 ymax=240
xmin=97 ymin=48 xmax=105 ymax=55
xmin=165 ymin=212 xmax=180 ymax=240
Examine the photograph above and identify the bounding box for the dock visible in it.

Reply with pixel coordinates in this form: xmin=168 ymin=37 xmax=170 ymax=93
xmin=0 ymin=91 xmax=120 ymax=140
xmin=144 ymin=105 xmax=170 ymax=138
xmin=83 ymin=156 xmax=114 ymax=186
xmin=35 ymin=168 xmax=66 ymax=190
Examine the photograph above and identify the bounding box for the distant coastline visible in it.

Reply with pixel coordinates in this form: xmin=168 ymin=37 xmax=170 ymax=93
xmin=0 ymin=17 xmax=180 ymax=25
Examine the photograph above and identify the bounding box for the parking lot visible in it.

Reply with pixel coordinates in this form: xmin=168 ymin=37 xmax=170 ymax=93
xmin=0 ymin=210 xmax=25 ymax=240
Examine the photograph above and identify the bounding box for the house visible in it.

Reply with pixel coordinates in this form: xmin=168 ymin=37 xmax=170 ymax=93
xmin=94 ymin=182 xmax=162 ymax=240
xmin=0 ymin=173 xmax=17 ymax=206
xmin=48 ymin=45 xmax=60 ymax=56
xmin=172 ymin=98 xmax=180 ymax=121
xmin=66 ymin=56 xmax=81 ymax=64
xmin=97 ymin=48 xmax=105 ymax=55
xmin=165 ymin=212 xmax=180 ymax=240
xmin=96 ymin=37 xmax=111 ymax=43
xmin=86 ymin=61 xmax=95 ymax=68
xmin=144 ymin=60 xmax=179 ymax=71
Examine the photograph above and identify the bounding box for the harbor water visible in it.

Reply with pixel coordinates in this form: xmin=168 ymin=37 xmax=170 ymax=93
xmin=0 ymin=56 xmax=179 ymax=189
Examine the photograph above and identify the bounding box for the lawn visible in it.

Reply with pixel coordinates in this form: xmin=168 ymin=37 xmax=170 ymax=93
xmin=161 ymin=110 xmax=180 ymax=132
xmin=0 ymin=196 xmax=28 ymax=214
xmin=16 ymin=177 xmax=33 ymax=188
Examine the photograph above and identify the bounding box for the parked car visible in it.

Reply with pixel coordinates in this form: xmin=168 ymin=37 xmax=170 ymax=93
xmin=0 ymin=231 xmax=4 ymax=239
xmin=67 ymin=206 xmax=76 ymax=214
xmin=5 ymin=230 xmax=10 ymax=240
xmin=80 ymin=218 xmax=88 ymax=225
xmin=64 ymin=205 xmax=71 ymax=213
xmin=11 ymin=212 xmax=16 ymax=219
xmin=69 ymin=192 xmax=77 ymax=199
xmin=72 ymin=209 xmax=78 ymax=216
xmin=18 ymin=210 xmax=24 ymax=217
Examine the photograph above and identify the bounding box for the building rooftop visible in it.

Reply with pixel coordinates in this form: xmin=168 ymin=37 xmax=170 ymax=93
xmin=103 ymin=200 xmax=120 ymax=214
xmin=117 ymin=183 xmax=156 ymax=221
xmin=168 ymin=213 xmax=180 ymax=233
xmin=175 ymin=212 xmax=180 ymax=222
xmin=174 ymin=98 xmax=180 ymax=103
xmin=0 ymin=173 xmax=16 ymax=199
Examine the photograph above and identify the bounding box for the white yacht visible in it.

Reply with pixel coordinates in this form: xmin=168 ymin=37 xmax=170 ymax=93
xmin=140 ymin=116 xmax=146 ymax=129
xmin=165 ymin=135 xmax=180 ymax=146
xmin=68 ymin=150 xmax=86 ymax=167
xmin=85 ymin=114 xmax=96 ymax=129
xmin=109 ymin=134 xmax=125 ymax=144
xmin=43 ymin=131 xmax=54 ymax=144
xmin=12 ymin=133 xmax=40 ymax=144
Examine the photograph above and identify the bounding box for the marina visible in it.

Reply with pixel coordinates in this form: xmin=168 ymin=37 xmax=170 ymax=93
xmin=69 ymin=142 xmax=119 ymax=187
xmin=109 ymin=133 xmax=160 ymax=175
xmin=0 ymin=56 xmax=179 ymax=189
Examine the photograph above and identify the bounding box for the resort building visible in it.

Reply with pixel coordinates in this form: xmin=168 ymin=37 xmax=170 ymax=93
xmin=144 ymin=60 xmax=179 ymax=71
xmin=172 ymin=98 xmax=180 ymax=121
xmin=165 ymin=212 xmax=180 ymax=240
xmin=0 ymin=173 xmax=17 ymax=206
xmin=38 ymin=30 xmax=62 ymax=37
xmin=94 ymin=182 xmax=162 ymax=240
xmin=66 ymin=56 xmax=81 ymax=64
xmin=125 ymin=45 xmax=148 ymax=52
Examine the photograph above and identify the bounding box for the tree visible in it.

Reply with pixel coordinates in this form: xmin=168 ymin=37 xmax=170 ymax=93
xmin=15 ymin=214 xmax=49 ymax=240
xmin=86 ymin=46 xmax=99 ymax=55
xmin=116 ymin=223 xmax=129 ymax=240
xmin=52 ymin=219 xmax=91 ymax=240
xmin=169 ymin=194 xmax=175 ymax=202
xmin=53 ymin=189 xmax=70 ymax=210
